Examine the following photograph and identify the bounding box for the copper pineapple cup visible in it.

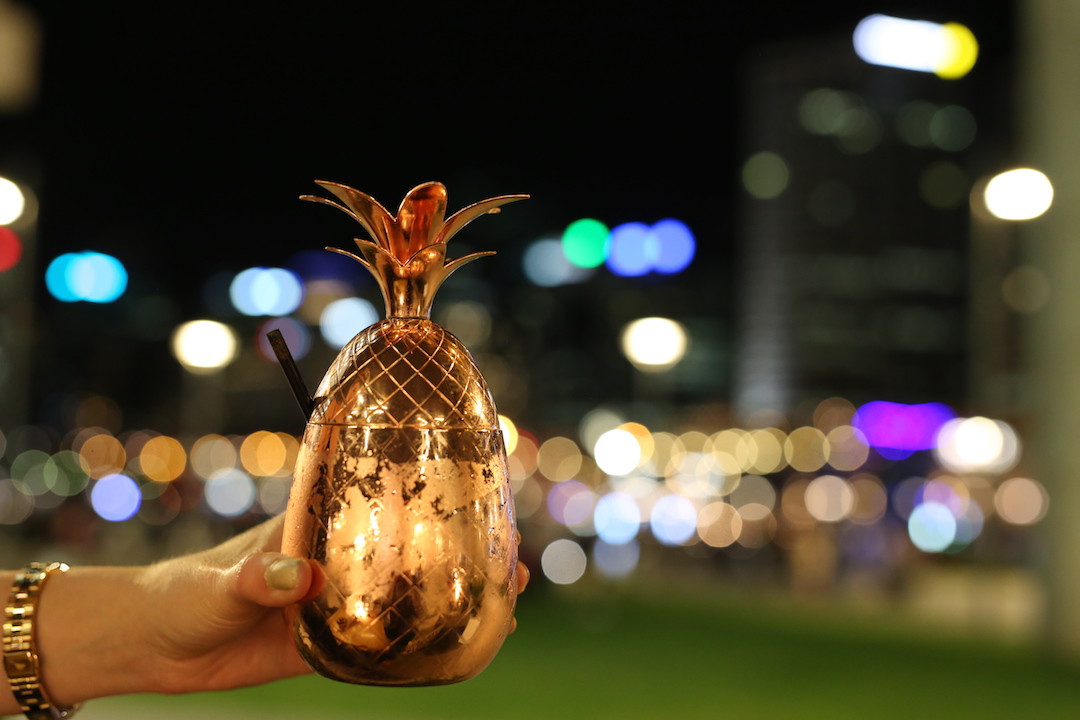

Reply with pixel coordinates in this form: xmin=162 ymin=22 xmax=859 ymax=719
xmin=281 ymin=181 xmax=526 ymax=686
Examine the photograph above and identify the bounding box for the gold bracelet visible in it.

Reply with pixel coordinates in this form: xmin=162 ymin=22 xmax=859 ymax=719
xmin=3 ymin=562 xmax=80 ymax=719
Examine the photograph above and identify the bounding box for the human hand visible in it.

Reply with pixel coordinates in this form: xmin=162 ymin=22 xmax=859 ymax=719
xmin=133 ymin=514 xmax=322 ymax=694
xmin=4 ymin=514 xmax=530 ymax=715
xmin=140 ymin=516 xmax=530 ymax=694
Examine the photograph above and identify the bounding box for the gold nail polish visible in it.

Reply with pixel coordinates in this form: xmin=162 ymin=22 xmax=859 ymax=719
xmin=265 ymin=557 xmax=302 ymax=590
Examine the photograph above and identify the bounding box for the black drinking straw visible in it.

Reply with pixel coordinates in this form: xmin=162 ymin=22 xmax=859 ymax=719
xmin=267 ymin=329 xmax=314 ymax=419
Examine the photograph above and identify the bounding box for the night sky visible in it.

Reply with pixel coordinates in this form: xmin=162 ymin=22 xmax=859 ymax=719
xmin=22 ymin=2 xmax=1015 ymax=276
xmin=3 ymin=0 xmax=1017 ymax=428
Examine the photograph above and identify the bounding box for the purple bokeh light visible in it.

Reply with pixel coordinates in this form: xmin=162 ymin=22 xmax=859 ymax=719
xmin=852 ymin=400 xmax=956 ymax=451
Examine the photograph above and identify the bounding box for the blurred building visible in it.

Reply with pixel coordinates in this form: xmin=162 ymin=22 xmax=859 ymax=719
xmin=734 ymin=26 xmax=996 ymax=421
xmin=0 ymin=0 xmax=41 ymax=431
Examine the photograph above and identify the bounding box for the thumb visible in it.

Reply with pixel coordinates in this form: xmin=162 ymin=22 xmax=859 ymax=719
xmin=234 ymin=553 xmax=317 ymax=608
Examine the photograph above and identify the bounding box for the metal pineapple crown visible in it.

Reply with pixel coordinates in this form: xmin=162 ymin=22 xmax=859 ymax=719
xmin=303 ymin=180 xmax=529 ymax=319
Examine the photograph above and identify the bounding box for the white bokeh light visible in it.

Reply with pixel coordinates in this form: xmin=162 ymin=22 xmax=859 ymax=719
xmin=593 ymin=429 xmax=642 ymax=476
xmin=983 ymin=168 xmax=1053 ymax=221
xmin=934 ymin=416 xmax=1020 ymax=474
xmin=540 ymin=538 xmax=587 ymax=585
xmin=171 ymin=320 xmax=239 ymax=374
xmin=620 ymin=317 xmax=688 ymax=372
xmin=0 ymin=177 xmax=26 ymax=225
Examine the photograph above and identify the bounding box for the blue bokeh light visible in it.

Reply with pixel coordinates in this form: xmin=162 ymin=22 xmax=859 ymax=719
xmin=593 ymin=491 xmax=642 ymax=545
xmin=606 ymin=222 xmax=657 ymax=277
xmin=230 ymin=267 xmax=305 ymax=316
xmin=46 ymin=252 xmax=128 ymax=303
xmin=649 ymin=493 xmax=697 ymax=545
xmin=523 ymin=238 xmax=594 ymax=287
xmin=90 ymin=473 xmax=141 ymax=522
xmin=651 ymin=218 xmax=696 ymax=273
xmin=320 ymin=297 xmax=379 ymax=348
xmin=907 ymin=501 xmax=957 ymax=552
xmin=205 ymin=468 xmax=257 ymax=517
xmin=45 ymin=254 xmax=79 ymax=302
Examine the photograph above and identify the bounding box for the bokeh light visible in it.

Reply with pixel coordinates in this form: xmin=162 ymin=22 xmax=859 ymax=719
xmin=523 ymin=238 xmax=594 ymax=287
xmin=579 ymin=408 xmax=625 ymax=455
xmin=77 ymin=432 xmax=126 ymax=479
xmin=45 ymin=252 xmax=128 ymax=303
xmin=934 ymin=416 xmax=1020 ymax=474
xmin=824 ymin=425 xmax=870 ymax=471
xmin=983 ymin=168 xmax=1054 ymax=221
xmin=44 ymin=451 xmax=91 ymax=497
xmin=649 ymin=493 xmax=697 ymax=545
xmin=240 ymin=431 xmax=294 ymax=477
xmin=908 ymin=501 xmax=957 ymax=552
xmin=853 ymin=400 xmax=955 ymax=453
xmin=650 ymin=219 xmax=696 ymax=273
xmin=541 ymin=538 xmax=587 ymax=585
xmin=804 ymin=474 xmax=854 ymax=523
xmin=320 ymin=297 xmax=379 ymax=348
xmin=784 ymin=427 xmax=829 ymax=472
xmin=204 ymin=468 xmax=257 ymax=517
xmin=742 ymin=151 xmax=789 ymax=199
xmin=593 ymin=491 xmax=642 ymax=545
xmin=620 ymin=317 xmax=688 ymax=372
xmin=498 ymin=415 xmax=519 ymax=454
xmin=0 ymin=227 xmax=22 ymax=271
xmin=546 ymin=480 xmax=595 ymax=530
xmin=537 ymin=436 xmax=583 ymax=482
xmin=697 ymin=501 xmax=742 ymax=548
xmin=171 ymin=320 xmax=239 ymax=374
xmin=994 ymin=477 xmax=1049 ymax=526
xmin=139 ymin=435 xmax=186 ymax=483
xmin=190 ymin=434 xmax=238 ymax=480
xmin=593 ymin=429 xmax=642 ymax=477
xmin=90 ymin=473 xmax=142 ymax=522
xmin=561 ymin=218 xmax=609 ymax=269
xmin=853 ymin=15 xmax=978 ymax=79
xmin=230 ymin=267 xmax=305 ymax=316
xmin=0 ymin=176 xmax=26 ymax=225
xmin=606 ymin=222 xmax=655 ymax=277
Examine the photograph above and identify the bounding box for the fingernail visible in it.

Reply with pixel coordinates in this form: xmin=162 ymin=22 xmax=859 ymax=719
xmin=265 ymin=556 xmax=303 ymax=590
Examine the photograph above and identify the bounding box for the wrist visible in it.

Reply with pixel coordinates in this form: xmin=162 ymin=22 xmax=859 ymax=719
xmin=31 ymin=565 xmax=155 ymax=707
xmin=3 ymin=563 xmax=82 ymax=718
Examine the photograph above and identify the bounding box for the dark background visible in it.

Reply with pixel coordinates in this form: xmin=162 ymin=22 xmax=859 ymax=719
xmin=3 ymin=0 xmax=1017 ymax=430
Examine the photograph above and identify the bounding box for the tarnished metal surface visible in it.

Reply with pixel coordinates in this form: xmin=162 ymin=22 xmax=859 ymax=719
xmin=282 ymin=181 xmax=524 ymax=686
xmin=282 ymin=318 xmax=517 ymax=685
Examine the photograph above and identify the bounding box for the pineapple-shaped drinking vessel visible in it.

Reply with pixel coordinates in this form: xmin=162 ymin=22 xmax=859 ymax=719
xmin=282 ymin=180 xmax=527 ymax=686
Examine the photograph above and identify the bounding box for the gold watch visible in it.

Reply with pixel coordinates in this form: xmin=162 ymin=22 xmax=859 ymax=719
xmin=3 ymin=562 xmax=80 ymax=719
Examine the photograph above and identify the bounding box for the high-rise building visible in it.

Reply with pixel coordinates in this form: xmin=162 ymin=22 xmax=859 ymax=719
xmin=734 ymin=27 xmax=990 ymax=421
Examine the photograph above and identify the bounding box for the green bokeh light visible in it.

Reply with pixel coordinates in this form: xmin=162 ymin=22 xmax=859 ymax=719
xmin=561 ymin=218 xmax=609 ymax=268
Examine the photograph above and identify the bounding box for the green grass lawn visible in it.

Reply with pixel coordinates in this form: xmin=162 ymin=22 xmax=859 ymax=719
xmin=87 ymin=578 xmax=1080 ymax=719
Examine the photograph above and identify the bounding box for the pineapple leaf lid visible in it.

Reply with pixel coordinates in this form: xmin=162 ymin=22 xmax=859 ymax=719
xmin=303 ymin=181 xmax=528 ymax=319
